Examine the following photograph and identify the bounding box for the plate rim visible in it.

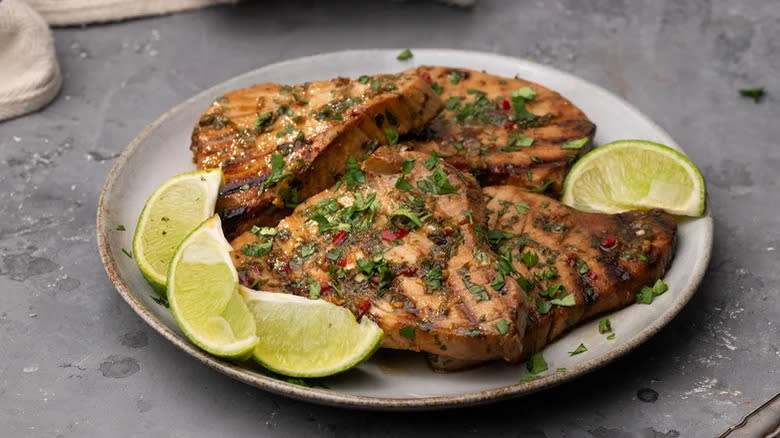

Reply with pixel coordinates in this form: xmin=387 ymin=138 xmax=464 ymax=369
xmin=96 ymin=48 xmax=713 ymax=410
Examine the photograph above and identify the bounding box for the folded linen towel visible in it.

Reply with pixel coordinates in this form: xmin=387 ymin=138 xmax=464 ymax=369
xmin=0 ymin=0 xmax=61 ymax=121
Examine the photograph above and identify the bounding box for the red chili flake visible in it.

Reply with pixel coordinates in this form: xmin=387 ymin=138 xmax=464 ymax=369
xmin=500 ymin=99 xmax=511 ymax=110
xmin=371 ymin=275 xmax=379 ymax=284
xmin=566 ymin=253 xmax=577 ymax=265
xmin=278 ymin=264 xmax=292 ymax=275
xmin=358 ymin=300 xmax=372 ymax=318
xmin=337 ymin=257 xmax=347 ymax=267
xmin=320 ymin=282 xmax=333 ymax=293
xmin=398 ymin=267 xmax=418 ymax=277
xmin=332 ymin=230 xmax=348 ymax=246
xmin=382 ymin=228 xmax=409 ymax=241
xmin=381 ymin=228 xmax=396 ymax=241
xmin=444 ymin=228 xmax=453 ymax=236
xmin=503 ymin=121 xmax=515 ymax=129
xmin=420 ymin=72 xmax=432 ymax=83
xmin=587 ymin=271 xmax=598 ymax=281
xmin=601 ymin=235 xmax=617 ymax=248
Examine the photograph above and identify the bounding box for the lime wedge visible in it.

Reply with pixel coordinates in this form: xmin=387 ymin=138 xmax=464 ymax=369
xmin=167 ymin=216 xmax=258 ymax=358
xmin=239 ymin=287 xmax=383 ymax=378
xmin=561 ymin=140 xmax=706 ymax=216
xmin=132 ymin=168 xmax=223 ymax=291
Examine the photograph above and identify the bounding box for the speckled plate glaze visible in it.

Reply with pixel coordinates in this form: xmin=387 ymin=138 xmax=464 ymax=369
xmin=97 ymin=49 xmax=713 ymax=410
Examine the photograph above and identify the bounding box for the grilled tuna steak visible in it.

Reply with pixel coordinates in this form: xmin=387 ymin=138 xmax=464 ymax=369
xmin=405 ymin=66 xmax=596 ymax=195
xmin=191 ymin=73 xmax=443 ymax=238
xmin=230 ymin=147 xmax=529 ymax=363
xmin=482 ymin=186 xmax=677 ymax=359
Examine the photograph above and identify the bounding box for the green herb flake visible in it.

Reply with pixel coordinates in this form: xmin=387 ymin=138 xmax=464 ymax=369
xmin=254 ymin=111 xmax=273 ymax=131
xmin=260 ymin=153 xmax=289 ymax=192
xmin=299 ymin=243 xmax=317 ymax=258
xmin=568 ymin=343 xmax=587 ymax=356
xmin=652 ymin=279 xmax=669 ymax=296
xmin=526 ymin=352 xmax=548 ymax=374
xmin=384 ymin=127 xmax=399 ymax=145
xmin=637 ymin=286 xmax=654 ymax=304
xmin=556 ymin=368 xmax=567 ymax=373
xmin=151 ymin=294 xmax=169 ymax=308
xmin=607 ymin=333 xmax=616 ymax=340
xmin=510 ymin=88 xmax=537 ymax=122
xmin=116 ymin=225 xmax=125 ymax=231
xmin=396 ymin=49 xmax=413 ymax=61
xmin=308 ymin=279 xmax=321 ymax=299
xmin=550 ymin=293 xmax=576 ymax=307
xmin=391 ymin=207 xmax=424 ymax=228
xmin=519 ymin=251 xmax=539 ymax=268
xmin=430 ymin=82 xmax=443 ymax=94
xmin=342 ymin=156 xmax=365 ymax=190
xmin=423 ymin=151 xmax=441 ymax=170
xmin=242 ymin=242 xmax=273 ymax=257
xmin=448 ymin=71 xmax=462 ymax=84
xmin=536 ymin=298 xmax=552 ymax=315
xmin=424 ymin=267 xmax=443 ymax=290
xmin=598 ymin=317 xmax=612 ymax=334
xmin=739 ymin=87 xmax=765 ymax=103
xmin=251 ymin=226 xmax=278 ymax=237
xmin=494 ymin=319 xmax=511 ymax=335
xmin=463 ymin=277 xmax=490 ymax=302
xmin=359 ymin=75 xmax=370 ymax=84
xmin=417 ymin=168 xmax=458 ymax=195
xmin=445 ymin=96 xmax=461 ymax=110
xmin=395 ymin=177 xmax=413 ymax=192
xmin=461 ymin=209 xmax=473 ymax=224
xmin=513 ymin=202 xmax=530 ymax=215
xmin=121 ymin=248 xmax=133 ymax=258
xmin=399 ymin=325 xmax=415 ymax=340
xmin=561 ymin=137 xmax=589 ymax=150
xmin=276 ymin=125 xmax=295 ymax=138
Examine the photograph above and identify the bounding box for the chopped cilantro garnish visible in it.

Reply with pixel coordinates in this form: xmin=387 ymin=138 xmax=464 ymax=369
xmin=526 ymin=180 xmax=554 ymax=193
xmin=499 ymin=135 xmax=535 ymax=152
xmin=526 ymin=352 xmax=547 ymax=374
xmin=561 ymin=137 xmax=589 ymax=150
xmin=430 ymin=82 xmax=442 ymax=94
xmin=494 ymin=319 xmax=510 ymax=334
xmin=739 ymin=87 xmax=765 ymax=103
xmin=417 ymin=168 xmax=458 ymax=195
xmin=396 ymin=49 xmax=413 ymax=61
xmin=423 ymin=151 xmax=441 ymax=170
xmin=424 ymin=267 xmax=443 ymax=290
xmin=251 ymin=226 xmax=277 ymax=236
xmin=358 ymin=75 xmax=370 ymax=84
xmin=116 ymin=225 xmax=125 ymax=231
xmin=637 ymin=279 xmax=669 ymax=304
xmin=550 ymin=293 xmax=576 ymax=307
xmin=607 ymin=333 xmax=616 ymax=340
xmin=151 ymin=294 xmax=169 ymax=308
xmin=463 ymin=275 xmax=489 ymax=301
xmin=513 ymin=202 xmax=530 ymax=215
xmin=401 ymin=159 xmax=416 ymax=174
xmin=254 ymin=111 xmax=273 ymax=131
xmin=121 ymin=248 xmax=133 ymax=258
xmin=519 ymin=251 xmax=539 ymax=268
xmin=384 ymin=127 xmax=399 ymax=145
xmin=575 ymin=258 xmax=589 ymax=274
xmin=568 ymin=343 xmax=587 ymax=356
xmin=308 ymin=279 xmax=321 ymax=299
xmin=395 ymin=177 xmax=413 ymax=192
xmin=399 ymin=325 xmax=415 ymax=340
xmin=536 ymin=298 xmax=552 ymax=315
xmin=259 ymin=153 xmax=289 ymax=192
xmin=299 ymin=243 xmax=316 ymax=258
xmin=487 ymin=229 xmax=513 ymax=246
xmin=325 ymin=248 xmax=343 ymax=262
xmin=445 ymin=96 xmax=461 ymax=110
xmin=342 ymin=156 xmax=365 ymax=190
xmin=490 ymin=272 xmax=505 ymax=291
xmin=599 ymin=318 xmax=612 ymax=334
xmin=391 ymin=208 xmax=425 ymax=228
xmin=448 ymin=71 xmax=461 ymax=84
xmin=242 ymin=242 xmax=272 ymax=257
xmin=461 ymin=209 xmax=473 ymax=224
xmin=510 ymin=87 xmax=537 ymax=122
xmin=276 ymin=125 xmax=295 ymax=138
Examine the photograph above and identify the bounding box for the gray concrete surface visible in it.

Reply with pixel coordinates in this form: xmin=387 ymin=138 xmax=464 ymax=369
xmin=1 ymin=0 xmax=778 ymax=436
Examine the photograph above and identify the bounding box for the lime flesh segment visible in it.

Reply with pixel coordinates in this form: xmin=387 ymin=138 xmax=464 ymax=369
xmin=240 ymin=287 xmax=383 ymax=378
xmin=167 ymin=216 xmax=258 ymax=358
xmin=132 ymin=168 xmax=223 ymax=291
xmin=561 ymin=140 xmax=706 ymax=216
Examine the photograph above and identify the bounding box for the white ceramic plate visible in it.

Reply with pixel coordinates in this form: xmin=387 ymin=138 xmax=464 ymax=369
xmin=97 ymin=49 xmax=713 ymax=410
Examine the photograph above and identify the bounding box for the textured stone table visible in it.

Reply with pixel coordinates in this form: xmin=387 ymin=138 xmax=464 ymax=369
xmin=1 ymin=1 xmax=778 ymax=436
